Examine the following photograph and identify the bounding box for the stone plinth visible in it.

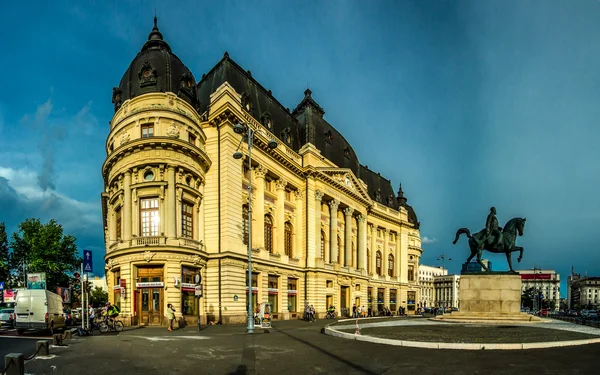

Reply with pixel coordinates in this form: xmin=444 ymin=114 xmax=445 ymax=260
xmin=434 ymin=273 xmax=544 ymax=324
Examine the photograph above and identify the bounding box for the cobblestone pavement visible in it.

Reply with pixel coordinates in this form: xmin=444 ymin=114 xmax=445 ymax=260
xmin=21 ymin=318 xmax=600 ymax=375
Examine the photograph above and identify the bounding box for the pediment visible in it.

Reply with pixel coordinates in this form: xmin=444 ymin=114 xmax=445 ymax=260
xmin=317 ymin=168 xmax=371 ymax=202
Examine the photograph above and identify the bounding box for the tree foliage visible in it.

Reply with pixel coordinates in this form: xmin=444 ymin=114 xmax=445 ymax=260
xmin=89 ymin=286 xmax=108 ymax=307
xmin=0 ymin=223 xmax=10 ymax=285
xmin=9 ymin=218 xmax=80 ymax=292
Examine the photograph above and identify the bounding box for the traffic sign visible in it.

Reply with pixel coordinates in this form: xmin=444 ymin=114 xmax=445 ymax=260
xmin=83 ymin=249 xmax=93 ymax=273
xmin=0 ymin=282 xmax=4 ymax=290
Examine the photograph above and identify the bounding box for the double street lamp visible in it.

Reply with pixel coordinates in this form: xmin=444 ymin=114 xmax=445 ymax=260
xmin=232 ymin=122 xmax=278 ymax=333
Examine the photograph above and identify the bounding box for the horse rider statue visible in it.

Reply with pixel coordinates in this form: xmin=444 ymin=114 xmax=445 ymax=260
xmin=485 ymin=207 xmax=502 ymax=250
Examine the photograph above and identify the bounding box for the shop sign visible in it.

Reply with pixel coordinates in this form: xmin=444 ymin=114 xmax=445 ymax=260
xmin=287 ymin=290 xmax=297 ymax=295
xmin=268 ymin=288 xmax=278 ymax=295
xmin=113 ymin=285 xmax=122 ymax=290
xmin=181 ymin=282 xmax=196 ymax=292
xmin=136 ymin=282 xmax=164 ymax=288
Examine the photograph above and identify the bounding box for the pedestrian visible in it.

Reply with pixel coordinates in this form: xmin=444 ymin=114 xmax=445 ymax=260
xmin=352 ymin=303 xmax=357 ymax=318
xmin=167 ymin=303 xmax=176 ymax=332
xmin=89 ymin=304 xmax=95 ymax=329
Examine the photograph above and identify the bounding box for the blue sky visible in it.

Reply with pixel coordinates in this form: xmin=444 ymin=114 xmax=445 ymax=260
xmin=1 ymin=0 xmax=599 ymax=293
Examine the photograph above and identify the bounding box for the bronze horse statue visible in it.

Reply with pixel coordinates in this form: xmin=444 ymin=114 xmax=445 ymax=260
xmin=453 ymin=217 xmax=526 ymax=273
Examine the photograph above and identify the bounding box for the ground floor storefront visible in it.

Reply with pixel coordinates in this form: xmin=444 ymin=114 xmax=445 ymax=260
xmin=105 ymin=251 xmax=419 ymax=325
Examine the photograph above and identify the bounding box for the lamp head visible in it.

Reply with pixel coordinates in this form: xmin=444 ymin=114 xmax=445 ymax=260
xmin=233 ymin=123 xmax=246 ymax=134
xmin=233 ymin=151 xmax=243 ymax=159
xmin=268 ymin=139 xmax=279 ymax=149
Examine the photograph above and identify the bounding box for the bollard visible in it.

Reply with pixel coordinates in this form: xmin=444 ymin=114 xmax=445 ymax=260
xmin=4 ymin=353 xmax=24 ymax=375
xmin=52 ymin=333 xmax=63 ymax=346
xmin=36 ymin=341 xmax=49 ymax=356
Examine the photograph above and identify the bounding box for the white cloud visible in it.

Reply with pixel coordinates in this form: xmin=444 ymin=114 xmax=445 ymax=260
xmin=422 ymin=236 xmax=437 ymax=244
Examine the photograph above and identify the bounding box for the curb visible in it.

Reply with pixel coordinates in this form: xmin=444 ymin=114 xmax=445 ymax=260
xmin=324 ymin=323 xmax=600 ymax=350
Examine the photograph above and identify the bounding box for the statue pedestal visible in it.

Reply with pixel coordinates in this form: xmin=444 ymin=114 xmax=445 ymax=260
xmin=433 ymin=273 xmax=544 ymax=324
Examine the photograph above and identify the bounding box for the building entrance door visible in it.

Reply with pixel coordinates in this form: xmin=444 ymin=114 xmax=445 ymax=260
xmin=340 ymin=286 xmax=349 ymax=317
xmin=137 ymin=267 xmax=164 ymax=325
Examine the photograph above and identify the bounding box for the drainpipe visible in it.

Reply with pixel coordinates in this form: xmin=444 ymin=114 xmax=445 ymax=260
xmin=218 ymin=123 xmax=222 ymax=324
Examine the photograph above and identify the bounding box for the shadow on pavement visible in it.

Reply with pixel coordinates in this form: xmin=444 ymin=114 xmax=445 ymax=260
xmin=272 ymin=325 xmax=377 ymax=375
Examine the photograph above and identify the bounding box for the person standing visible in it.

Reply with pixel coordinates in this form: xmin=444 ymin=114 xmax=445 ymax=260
xmin=166 ymin=304 xmax=176 ymax=332
xmin=88 ymin=304 xmax=95 ymax=329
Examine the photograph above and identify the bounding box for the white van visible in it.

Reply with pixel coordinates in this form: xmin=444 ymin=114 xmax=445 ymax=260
xmin=14 ymin=289 xmax=67 ymax=334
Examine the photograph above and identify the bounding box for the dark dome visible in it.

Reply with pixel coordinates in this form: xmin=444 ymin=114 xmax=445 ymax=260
xmin=397 ymin=184 xmax=420 ymax=229
xmin=112 ymin=17 xmax=199 ymax=112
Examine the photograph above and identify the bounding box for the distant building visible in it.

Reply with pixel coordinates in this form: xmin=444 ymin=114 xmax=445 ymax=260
xmin=91 ymin=276 xmax=108 ymax=292
xmin=418 ymin=265 xmax=447 ymax=307
xmin=517 ymin=269 xmax=560 ymax=311
xmin=433 ymin=274 xmax=460 ymax=309
xmin=461 ymin=259 xmax=492 ymax=274
xmin=567 ymin=268 xmax=600 ymax=310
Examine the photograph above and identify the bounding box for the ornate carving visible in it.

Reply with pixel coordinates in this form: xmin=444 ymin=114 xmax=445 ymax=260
xmin=329 ymin=199 xmax=340 ymax=210
xmin=138 ymin=61 xmax=157 ymax=88
xmin=120 ymin=132 xmax=130 ymax=145
xmin=190 ymin=254 xmax=202 ymax=265
xmin=343 ymin=207 xmax=354 ymax=217
xmin=166 ymin=123 xmax=180 ymax=138
xmin=143 ymin=251 xmax=156 ymax=262
xmin=177 ymin=187 xmax=183 ymax=201
xmin=112 ymin=87 xmax=122 ymax=112
xmin=275 ymin=178 xmax=287 ymax=191
xmin=254 ymin=165 xmax=267 ymax=179
xmin=132 ymin=188 xmax=137 ymax=203
xmin=105 ymin=258 xmax=117 ymax=271
xmin=357 ymin=214 xmax=366 ymax=223
xmin=160 ymin=186 xmax=165 ymax=201
xmin=294 ymin=190 xmax=304 ymax=200
xmin=374 ymin=188 xmax=382 ymax=203
xmin=315 ymin=190 xmax=324 ymax=201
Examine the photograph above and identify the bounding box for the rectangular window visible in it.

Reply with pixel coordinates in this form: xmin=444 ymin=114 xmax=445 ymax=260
xmin=390 ymin=289 xmax=397 ymax=313
xmin=115 ymin=206 xmax=122 ymax=239
xmin=246 ymin=272 xmax=259 ymax=313
xmin=268 ymin=275 xmax=279 ymax=313
xmin=113 ymin=269 xmax=121 ymax=310
xmin=181 ymin=266 xmax=199 ymax=316
xmin=181 ymin=201 xmax=194 ymax=239
xmin=285 ymin=189 xmax=292 ymax=201
xmin=408 ymin=265 xmax=415 ymax=281
xmin=326 ymin=280 xmax=333 ymax=288
xmin=141 ymin=124 xmax=154 ymax=138
xmin=140 ymin=198 xmax=160 ymax=236
xmin=287 ymin=278 xmax=297 ymax=312
xmin=188 ymin=133 xmax=196 ymax=145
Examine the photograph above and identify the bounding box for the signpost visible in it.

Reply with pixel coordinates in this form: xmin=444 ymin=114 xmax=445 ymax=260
xmin=83 ymin=250 xmax=93 ymax=273
xmin=195 ymin=272 xmax=202 ymax=331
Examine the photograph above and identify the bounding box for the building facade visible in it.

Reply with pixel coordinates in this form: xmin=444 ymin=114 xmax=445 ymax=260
xmin=102 ymin=19 xmax=422 ymax=326
xmin=461 ymin=259 xmax=492 ymax=274
xmin=418 ymin=265 xmax=447 ymax=307
xmin=518 ymin=269 xmax=560 ymax=311
xmin=433 ymin=274 xmax=460 ymax=309
xmin=567 ymin=268 xmax=600 ymax=310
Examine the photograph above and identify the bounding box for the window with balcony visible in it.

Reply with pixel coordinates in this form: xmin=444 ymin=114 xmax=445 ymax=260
xmin=376 ymin=251 xmax=382 ymax=275
xmin=284 ymin=222 xmax=292 ymax=256
xmin=388 ymin=254 xmax=394 ymax=277
xmin=320 ymin=230 xmax=325 ymax=259
xmin=141 ymin=124 xmax=154 ymax=138
xmin=140 ymin=198 xmax=159 ymax=236
xmin=181 ymin=201 xmax=194 ymax=239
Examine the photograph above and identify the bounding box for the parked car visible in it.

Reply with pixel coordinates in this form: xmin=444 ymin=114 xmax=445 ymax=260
xmin=0 ymin=308 xmax=15 ymax=328
xmin=14 ymin=289 xmax=67 ymax=334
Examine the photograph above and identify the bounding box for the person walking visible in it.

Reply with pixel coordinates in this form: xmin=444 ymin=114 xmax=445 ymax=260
xmin=88 ymin=304 xmax=95 ymax=329
xmin=167 ymin=303 xmax=176 ymax=332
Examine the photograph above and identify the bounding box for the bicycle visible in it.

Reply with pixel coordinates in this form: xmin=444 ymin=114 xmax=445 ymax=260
xmin=79 ymin=320 xmax=103 ymax=336
xmin=98 ymin=316 xmax=124 ymax=333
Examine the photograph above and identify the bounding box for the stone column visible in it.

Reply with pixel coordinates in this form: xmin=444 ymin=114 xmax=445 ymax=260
xmin=294 ymin=191 xmax=303 ymax=259
xmin=253 ymin=166 xmax=267 ymax=249
xmin=382 ymin=228 xmax=389 ymax=277
xmin=166 ymin=166 xmax=176 ymax=239
xmin=275 ymin=178 xmax=287 ymax=255
xmin=395 ymin=232 xmax=401 ymax=280
xmin=357 ymin=214 xmax=366 ymax=270
xmin=315 ymin=190 xmax=325 ymax=261
xmin=369 ymin=224 xmax=376 ymax=275
xmin=123 ymin=171 xmax=132 ymax=241
xmin=329 ymin=199 xmax=340 ymax=264
xmin=343 ymin=208 xmax=354 ymax=267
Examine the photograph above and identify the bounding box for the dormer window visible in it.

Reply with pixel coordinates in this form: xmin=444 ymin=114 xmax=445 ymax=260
xmin=324 ymin=130 xmax=333 ymax=145
xmin=343 ymin=146 xmax=350 ymax=159
xmin=261 ymin=112 xmax=272 ymax=129
xmin=241 ymin=92 xmax=252 ymax=112
xmin=281 ymin=127 xmax=292 ymax=144
xmin=138 ymin=61 xmax=157 ymax=87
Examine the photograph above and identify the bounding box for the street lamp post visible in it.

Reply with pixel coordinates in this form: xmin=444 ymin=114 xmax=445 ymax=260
xmin=233 ymin=122 xmax=278 ymax=334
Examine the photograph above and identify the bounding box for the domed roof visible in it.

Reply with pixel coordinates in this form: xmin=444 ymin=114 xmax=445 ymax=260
xmin=397 ymin=184 xmax=420 ymax=229
xmin=112 ymin=17 xmax=199 ymax=112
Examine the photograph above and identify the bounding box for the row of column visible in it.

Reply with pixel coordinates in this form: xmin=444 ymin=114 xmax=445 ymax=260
xmin=107 ymin=166 xmax=205 ymax=244
xmin=250 ymin=165 xmax=302 ymax=256
xmin=313 ymin=189 xmax=402 ymax=277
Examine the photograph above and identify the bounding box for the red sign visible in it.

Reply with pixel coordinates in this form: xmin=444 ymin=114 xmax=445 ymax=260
xmin=521 ymin=273 xmax=552 ymax=280
xmin=120 ymin=279 xmax=126 ymax=288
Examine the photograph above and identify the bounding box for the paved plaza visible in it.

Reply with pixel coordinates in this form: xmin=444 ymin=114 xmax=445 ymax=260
xmin=9 ymin=318 xmax=598 ymax=374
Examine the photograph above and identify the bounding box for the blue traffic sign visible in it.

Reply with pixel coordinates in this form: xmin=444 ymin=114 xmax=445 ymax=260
xmin=0 ymin=282 xmax=4 ymax=290
xmin=83 ymin=249 xmax=93 ymax=273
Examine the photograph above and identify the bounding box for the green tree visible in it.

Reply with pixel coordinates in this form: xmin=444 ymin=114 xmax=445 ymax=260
xmin=89 ymin=286 xmax=108 ymax=307
xmin=0 ymin=223 xmax=10 ymax=286
xmin=9 ymin=218 xmax=80 ymax=292
xmin=521 ymin=287 xmax=536 ymax=310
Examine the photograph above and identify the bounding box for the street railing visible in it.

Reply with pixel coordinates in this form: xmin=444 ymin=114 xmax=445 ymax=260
xmin=2 ymin=340 xmax=50 ymax=375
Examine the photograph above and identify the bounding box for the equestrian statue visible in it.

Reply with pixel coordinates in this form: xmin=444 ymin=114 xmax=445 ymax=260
xmin=453 ymin=207 xmax=526 ymax=273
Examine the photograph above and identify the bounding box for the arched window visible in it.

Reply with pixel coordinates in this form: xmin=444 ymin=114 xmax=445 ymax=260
xmin=388 ymin=254 xmax=394 ymax=277
xmin=376 ymin=251 xmax=382 ymax=275
xmin=320 ymin=230 xmax=325 ymax=259
xmin=265 ymin=215 xmax=273 ymax=253
xmin=242 ymin=205 xmax=249 ymax=245
xmin=284 ymin=222 xmax=293 ymax=256
xmin=337 ymin=236 xmax=342 ymax=264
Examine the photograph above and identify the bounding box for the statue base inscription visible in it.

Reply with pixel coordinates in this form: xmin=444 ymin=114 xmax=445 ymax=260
xmin=433 ymin=274 xmax=544 ymax=324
